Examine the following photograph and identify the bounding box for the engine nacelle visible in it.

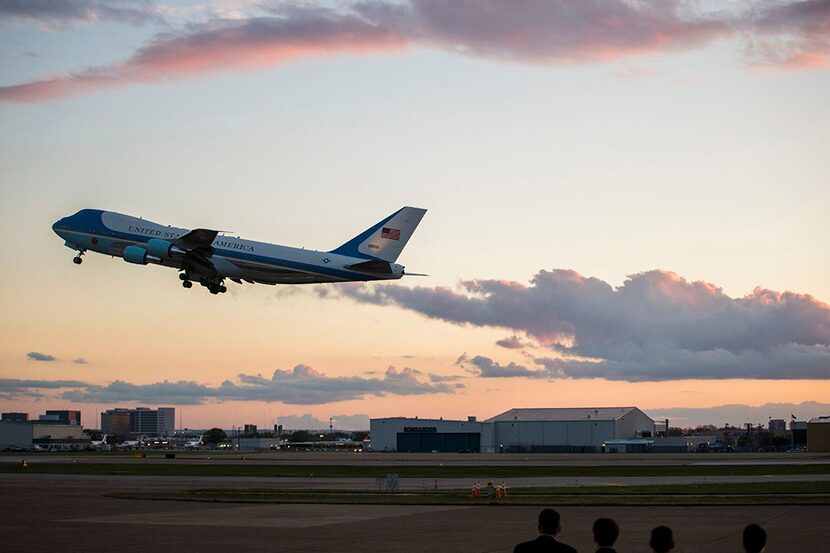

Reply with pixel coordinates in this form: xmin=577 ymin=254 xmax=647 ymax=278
xmin=146 ymin=238 xmax=186 ymax=259
xmin=123 ymin=245 xmax=161 ymax=265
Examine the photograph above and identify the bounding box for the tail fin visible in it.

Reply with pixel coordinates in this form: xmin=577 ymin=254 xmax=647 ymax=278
xmin=330 ymin=206 xmax=427 ymax=262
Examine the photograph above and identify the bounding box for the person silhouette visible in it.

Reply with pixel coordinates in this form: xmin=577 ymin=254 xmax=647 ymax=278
xmin=514 ymin=508 xmax=578 ymax=553
xmin=742 ymin=523 xmax=767 ymax=553
xmin=593 ymin=518 xmax=619 ymax=553
xmin=649 ymin=526 xmax=674 ymax=553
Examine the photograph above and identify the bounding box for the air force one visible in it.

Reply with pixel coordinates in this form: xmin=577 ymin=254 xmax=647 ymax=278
xmin=52 ymin=207 xmax=427 ymax=294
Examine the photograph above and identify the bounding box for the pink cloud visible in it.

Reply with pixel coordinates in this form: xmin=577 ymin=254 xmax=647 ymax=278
xmin=2 ymin=1 xmax=828 ymax=103
xmin=742 ymin=0 xmax=830 ymax=69
xmin=0 ymin=10 xmax=404 ymax=102
xmin=333 ymin=268 xmax=830 ymax=381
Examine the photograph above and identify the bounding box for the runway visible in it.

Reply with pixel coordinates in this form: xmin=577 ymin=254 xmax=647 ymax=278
xmin=1 ymin=473 xmax=827 ymax=552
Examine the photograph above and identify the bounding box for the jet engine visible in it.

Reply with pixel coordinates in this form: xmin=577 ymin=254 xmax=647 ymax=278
xmin=146 ymin=238 xmax=186 ymax=259
xmin=123 ymin=245 xmax=161 ymax=265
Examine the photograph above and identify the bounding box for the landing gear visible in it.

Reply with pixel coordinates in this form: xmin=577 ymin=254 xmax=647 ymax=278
xmin=179 ymin=272 xmax=194 ymax=289
xmin=188 ymin=273 xmax=227 ymax=294
xmin=73 ymin=256 xmax=83 ymax=265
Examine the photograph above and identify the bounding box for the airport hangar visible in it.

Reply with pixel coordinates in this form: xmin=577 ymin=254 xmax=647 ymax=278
xmin=370 ymin=407 xmax=656 ymax=453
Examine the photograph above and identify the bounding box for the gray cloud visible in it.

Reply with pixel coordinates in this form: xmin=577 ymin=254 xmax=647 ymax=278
xmin=646 ymin=401 xmax=830 ymax=428
xmin=71 ymin=358 xmax=90 ymax=365
xmin=358 ymin=0 xmax=730 ymax=63
xmin=0 ymin=378 xmax=89 ymax=399
xmin=496 ymin=335 xmax=526 ymax=349
xmin=460 ymin=354 xmax=547 ymax=379
xmin=26 ymin=351 xmax=57 ymax=362
xmin=2 ymin=1 xmax=828 ymax=102
xmin=58 ymin=364 xmax=458 ymax=405
xmin=0 ymin=0 xmax=163 ymax=27
xmin=335 ymin=269 xmax=830 ymax=382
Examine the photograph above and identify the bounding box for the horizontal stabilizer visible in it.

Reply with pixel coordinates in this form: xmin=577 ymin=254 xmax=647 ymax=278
xmin=345 ymin=259 xmax=393 ymax=274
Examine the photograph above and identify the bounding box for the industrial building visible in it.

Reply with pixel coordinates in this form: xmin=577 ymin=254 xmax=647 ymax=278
xmin=101 ymin=407 xmax=175 ymax=436
xmin=807 ymin=416 xmax=830 ymax=452
xmin=0 ymin=421 xmax=88 ymax=450
xmin=371 ymin=407 xmax=655 ymax=453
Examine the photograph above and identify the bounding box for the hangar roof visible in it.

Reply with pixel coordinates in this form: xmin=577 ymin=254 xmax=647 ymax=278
xmin=485 ymin=407 xmax=640 ymax=423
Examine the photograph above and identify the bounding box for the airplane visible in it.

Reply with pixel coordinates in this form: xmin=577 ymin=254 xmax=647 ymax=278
xmin=90 ymin=434 xmax=110 ymax=451
xmin=184 ymin=435 xmax=204 ymax=449
xmin=118 ymin=439 xmax=141 ymax=449
xmin=51 ymin=206 xmax=427 ymax=294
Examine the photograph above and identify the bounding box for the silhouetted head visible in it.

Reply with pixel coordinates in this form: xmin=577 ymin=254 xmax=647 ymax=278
xmin=537 ymin=508 xmax=561 ymax=536
xmin=743 ymin=523 xmax=767 ymax=553
xmin=593 ymin=518 xmax=619 ymax=547
xmin=650 ymin=525 xmax=674 ymax=553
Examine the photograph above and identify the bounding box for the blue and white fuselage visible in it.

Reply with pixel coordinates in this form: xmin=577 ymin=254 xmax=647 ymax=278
xmin=52 ymin=207 xmax=427 ymax=294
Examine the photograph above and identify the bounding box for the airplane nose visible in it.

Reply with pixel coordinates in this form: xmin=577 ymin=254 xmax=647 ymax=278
xmin=52 ymin=216 xmax=68 ymax=236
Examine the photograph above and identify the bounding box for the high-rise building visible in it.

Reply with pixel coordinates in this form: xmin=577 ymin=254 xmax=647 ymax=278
xmin=769 ymin=419 xmax=786 ymax=434
xmin=158 ymin=407 xmax=175 ymax=436
xmin=100 ymin=407 xmax=175 ymax=436
xmin=101 ymin=409 xmax=131 ymax=436
xmin=244 ymin=424 xmax=258 ymax=435
xmin=1 ymin=412 xmax=28 ymax=422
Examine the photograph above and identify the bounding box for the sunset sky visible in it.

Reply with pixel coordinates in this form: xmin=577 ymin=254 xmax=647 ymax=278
xmin=1 ymin=0 xmax=828 ymax=430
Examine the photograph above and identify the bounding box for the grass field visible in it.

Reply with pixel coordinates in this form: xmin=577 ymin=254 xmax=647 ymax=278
xmin=4 ymin=461 xmax=830 ymax=478
xmin=3 ymin=461 xmax=830 ymax=478
xmin=109 ymin=481 xmax=830 ymax=506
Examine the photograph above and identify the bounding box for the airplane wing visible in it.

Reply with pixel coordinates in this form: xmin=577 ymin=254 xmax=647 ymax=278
xmin=175 ymin=229 xmax=221 ymax=278
xmin=175 ymin=228 xmax=219 ymax=251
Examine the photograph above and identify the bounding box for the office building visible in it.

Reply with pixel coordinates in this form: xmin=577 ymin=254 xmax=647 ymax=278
xmin=101 ymin=407 xmax=175 ymax=436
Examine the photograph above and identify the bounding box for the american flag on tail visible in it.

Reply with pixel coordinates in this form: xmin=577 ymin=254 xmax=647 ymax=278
xmin=381 ymin=227 xmax=401 ymax=240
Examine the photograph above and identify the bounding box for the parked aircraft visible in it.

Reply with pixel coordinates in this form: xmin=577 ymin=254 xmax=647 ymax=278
xmin=90 ymin=434 xmax=110 ymax=451
xmin=52 ymin=207 xmax=427 ymax=294
xmin=184 ymin=435 xmax=204 ymax=449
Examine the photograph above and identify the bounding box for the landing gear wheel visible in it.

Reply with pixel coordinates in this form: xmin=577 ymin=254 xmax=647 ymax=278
xmin=182 ymin=280 xmax=192 ymax=289
xmin=73 ymin=256 xmax=83 ymax=265
xmin=219 ymin=285 xmax=227 ymax=293
xmin=179 ymin=273 xmax=188 ymax=281
xmin=208 ymin=285 xmax=220 ymax=294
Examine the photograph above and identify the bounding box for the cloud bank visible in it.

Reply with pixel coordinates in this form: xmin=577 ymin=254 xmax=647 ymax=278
xmin=647 ymin=400 xmax=830 ymax=427
xmin=0 ymin=363 xmax=457 ymax=405
xmin=2 ymin=0 xmax=828 ymax=102
xmin=276 ymin=413 xmax=370 ymax=431
xmin=0 ymin=378 xmax=88 ymax=399
xmin=335 ymin=269 xmax=830 ymax=382
xmin=0 ymin=0 xmax=163 ymax=27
